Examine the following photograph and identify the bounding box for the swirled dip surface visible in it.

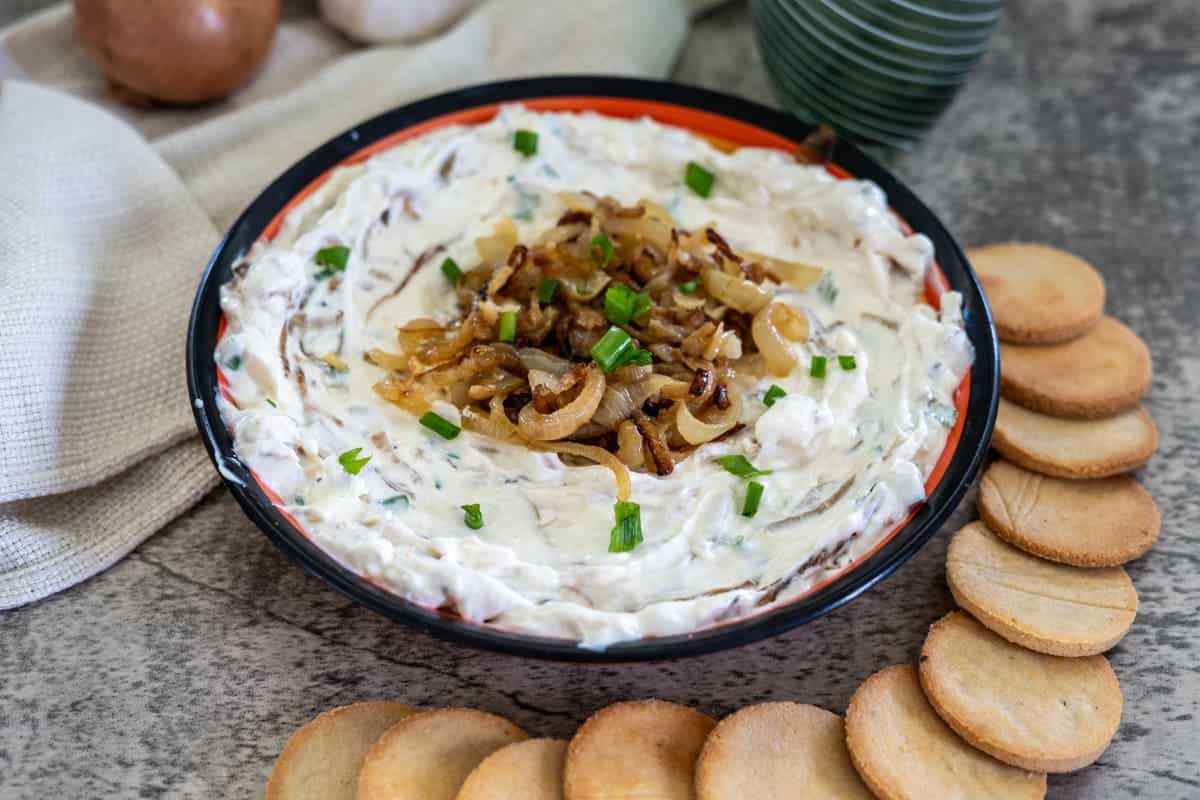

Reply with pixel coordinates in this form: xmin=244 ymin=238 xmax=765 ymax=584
xmin=217 ymin=106 xmax=973 ymax=648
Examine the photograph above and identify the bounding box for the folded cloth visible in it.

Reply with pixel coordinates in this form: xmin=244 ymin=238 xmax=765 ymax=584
xmin=0 ymin=0 xmax=690 ymax=609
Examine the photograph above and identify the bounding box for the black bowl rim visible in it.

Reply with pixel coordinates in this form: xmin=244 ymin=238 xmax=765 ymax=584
xmin=186 ymin=75 xmax=998 ymax=663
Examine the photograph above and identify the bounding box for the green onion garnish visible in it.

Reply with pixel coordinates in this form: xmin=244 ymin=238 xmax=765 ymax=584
xmin=265 ymin=398 xmax=277 ymax=408
xmin=441 ymin=257 xmax=463 ymax=283
xmin=498 ymin=310 xmax=518 ymax=343
xmin=537 ymin=278 xmax=562 ymax=304
xmin=763 ymin=384 xmax=786 ymax=407
xmin=679 ymin=280 xmax=699 ymax=295
xmin=225 ymin=354 xmax=241 ymax=371
xmin=603 ymin=285 xmax=652 ymax=325
xmin=624 ymin=349 xmax=653 ymax=366
xmin=608 ymin=501 xmax=644 ymax=553
xmin=513 ymin=129 xmax=538 ymax=158
xmin=810 ymin=355 xmax=828 ymax=379
xmin=742 ymin=481 xmax=764 ymax=517
xmin=381 ymin=494 xmax=410 ymax=508
xmin=685 ymin=161 xmax=715 ymax=198
xmin=462 ymin=503 xmax=484 ymax=530
xmin=337 ymin=447 xmax=371 ymax=475
xmin=314 ymin=245 xmax=350 ymax=278
xmin=419 ymin=411 xmax=461 ymax=440
xmin=591 ymin=326 xmax=634 ymax=373
xmin=716 ymin=454 xmax=773 ymax=479
xmin=817 ymin=273 xmax=838 ymax=305
xmin=590 ymin=233 xmax=615 ymax=269
xmin=838 ymin=354 xmax=857 ymax=370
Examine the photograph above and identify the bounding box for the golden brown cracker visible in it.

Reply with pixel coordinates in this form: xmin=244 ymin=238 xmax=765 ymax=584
xmin=457 ymin=738 xmax=567 ymax=800
xmin=356 ymin=708 xmax=527 ymax=800
xmin=845 ymin=665 xmax=1046 ymax=799
xmin=999 ymin=316 xmax=1151 ymax=418
xmin=946 ymin=521 xmax=1137 ymax=656
xmin=919 ymin=611 xmax=1122 ymax=773
xmin=563 ymin=699 xmax=715 ymax=800
xmin=265 ymin=701 xmax=419 ymax=800
xmin=695 ymin=702 xmax=872 ymax=799
xmin=979 ymin=460 xmax=1159 ymax=567
xmin=970 ymin=243 xmax=1105 ymax=344
xmin=992 ymin=398 xmax=1157 ymax=479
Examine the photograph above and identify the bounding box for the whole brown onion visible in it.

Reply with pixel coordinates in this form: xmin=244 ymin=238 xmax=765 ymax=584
xmin=74 ymin=0 xmax=280 ymax=105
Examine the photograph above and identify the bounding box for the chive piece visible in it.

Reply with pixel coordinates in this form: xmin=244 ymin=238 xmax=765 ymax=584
xmin=265 ymin=398 xmax=277 ymax=408
xmin=225 ymin=354 xmax=241 ymax=371
xmin=513 ymin=129 xmax=538 ymax=157
xmin=498 ymin=310 xmax=518 ymax=343
xmin=381 ymin=494 xmax=410 ymax=508
xmin=817 ymin=273 xmax=838 ymax=304
xmin=537 ymin=278 xmax=562 ymax=304
xmin=716 ymin=454 xmax=773 ymax=479
xmin=624 ymin=349 xmax=653 ymax=366
xmin=608 ymin=501 xmax=644 ymax=553
xmin=763 ymin=384 xmax=786 ymax=407
xmin=603 ymin=285 xmax=652 ymax=325
xmin=685 ymin=161 xmax=715 ymax=198
xmin=838 ymin=354 xmax=857 ymax=370
xmin=591 ymin=326 xmax=634 ymax=373
xmin=742 ymin=480 xmax=765 ymax=517
xmin=462 ymin=503 xmax=484 ymax=530
xmin=590 ymin=233 xmax=615 ymax=269
xmin=419 ymin=411 xmax=461 ymax=440
xmin=810 ymin=355 xmax=828 ymax=379
xmin=337 ymin=447 xmax=371 ymax=475
xmin=679 ymin=280 xmax=699 ymax=295
xmin=314 ymin=245 xmax=350 ymax=278
xmin=441 ymin=257 xmax=463 ymax=283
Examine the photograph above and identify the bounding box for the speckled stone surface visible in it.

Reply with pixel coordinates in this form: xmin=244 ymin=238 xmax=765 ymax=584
xmin=2 ymin=1 xmax=1198 ymax=797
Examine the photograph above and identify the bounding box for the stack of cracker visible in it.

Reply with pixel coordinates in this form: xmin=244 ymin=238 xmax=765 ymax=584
xmin=260 ymin=244 xmax=1160 ymax=799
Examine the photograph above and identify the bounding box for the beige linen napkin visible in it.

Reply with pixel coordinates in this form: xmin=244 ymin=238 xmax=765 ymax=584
xmin=0 ymin=0 xmax=690 ymax=608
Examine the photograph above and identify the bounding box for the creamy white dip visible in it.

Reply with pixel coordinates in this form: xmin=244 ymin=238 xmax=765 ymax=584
xmin=217 ymin=106 xmax=973 ymax=648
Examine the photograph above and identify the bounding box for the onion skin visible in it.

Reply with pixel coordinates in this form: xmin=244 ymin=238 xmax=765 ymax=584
xmin=74 ymin=0 xmax=280 ymax=105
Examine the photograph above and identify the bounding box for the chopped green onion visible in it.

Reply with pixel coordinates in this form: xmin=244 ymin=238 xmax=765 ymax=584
xmin=716 ymin=454 xmax=773 ymax=479
xmin=810 ymin=355 xmax=828 ymax=379
xmin=513 ymin=129 xmax=538 ymax=158
xmin=419 ymin=411 xmax=461 ymax=440
xmin=742 ymin=480 xmax=765 ymax=517
xmin=225 ymin=354 xmax=241 ymax=371
xmin=817 ymin=273 xmax=838 ymax=305
xmin=462 ymin=503 xmax=484 ymax=530
xmin=734 ymin=534 xmax=745 ymax=547
xmin=497 ymin=310 xmax=518 ymax=343
xmin=838 ymin=354 xmax=857 ymax=370
xmin=603 ymin=285 xmax=652 ymax=325
xmin=608 ymin=501 xmax=644 ymax=553
xmin=314 ymin=245 xmax=350 ymax=278
xmin=381 ymin=494 xmax=410 ymax=508
xmin=590 ymin=233 xmax=615 ymax=269
xmin=265 ymin=398 xmax=277 ymax=408
xmin=763 ymin=384 xmax=787 ymax=407
xmin=591 ymin=326 xmax=634 ymax=373
xmin=537 ymin=278 xmax=562 ymax=304
xmin=441 ymin=257 xmax=463 ymax=283
xmin=624 ymin=349 xmax=653 ymax=366
xmin=685 ymin=161 xmax=715 ymax=198
xmin=679 ymin=280 xmax=699 ymax=295
xmin=337 ymin=447 xmax=371 ymax=475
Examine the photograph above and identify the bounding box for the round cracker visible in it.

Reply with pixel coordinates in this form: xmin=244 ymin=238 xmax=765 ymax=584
xmin=946 ymin=521 xmax=1138 ymax=656
xmin=992 ymin=398 xmax=1157 ymax=479
xmin=979 ymin=460 xmax=1160 ymax=566
xmin=970 ymin=242 xmax=1105 ymax=344
xmin=999 ymin=316 xmax=1152 ymax=418
xmin=919 ymin=611 xmax=1122 ymax=773
xmin=695 ymin=702 xmax=872 ymax=800
xmin=845 ymin=665 xmax=1046 ymax=799
xmin=564 ymin=700 xmax=715 ymax=800
xmin=457 ymin=738 xmax=567 ymax=800
xmin=356 ymin=708 xmax=527 ymax=800
xmin=266 ymin=701 xmax=419 ymax=800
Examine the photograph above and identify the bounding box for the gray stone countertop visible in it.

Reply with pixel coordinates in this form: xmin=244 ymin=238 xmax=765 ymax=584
xmin=2 ymin=1 xmax=1198 ymax=797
